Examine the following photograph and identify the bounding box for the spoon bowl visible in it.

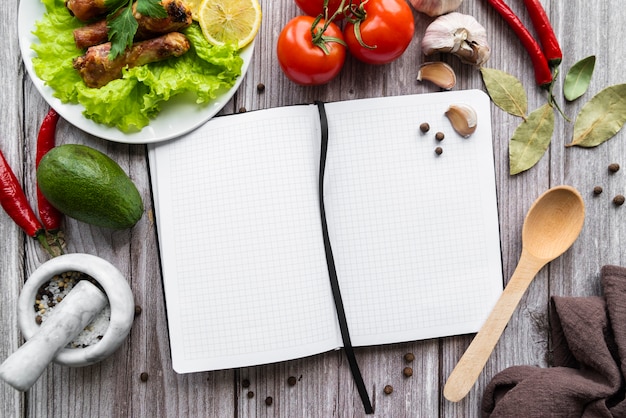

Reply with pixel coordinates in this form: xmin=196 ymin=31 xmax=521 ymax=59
xmin=443 ymin=185 xmax=585 ymax=402
xmin=523 ymin=186 xmax=586 ymax=260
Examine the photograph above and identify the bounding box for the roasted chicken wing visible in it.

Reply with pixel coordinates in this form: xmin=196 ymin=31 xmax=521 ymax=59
xmin=73 ymin=32 xmax=190 ymax=88
xmin=66 ymin=0 xmax=108 ymax=22
xmin=73 ymin=0 xmax=193 ymax=49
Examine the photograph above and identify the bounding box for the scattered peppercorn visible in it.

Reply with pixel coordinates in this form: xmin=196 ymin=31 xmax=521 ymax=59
xmin=140 ymin=372 xmax=149 ymax=382
xmin=613 ymin=195 xmax=625 ymax=206
xmin=239 ymin=107 xmax=247 ymax=113
xmin=383 ymin=385 xmax=393 ymax=395
xmin=35 ymin=315 xmax=43 ymax=325
xmin=435 ymin=147 xmax=443 ymax=155
xmin=287 ymin=376 xmax=297 ymax=386
xmin=419 ymin=122 xmax=430 ymax=133
xmin=593 ymin=186 xmax=603 ymax=196
xmin=403 ymin=367 xmax=413 ymax=377
xmin=435 ymin=131 xmax=445 ymax=141
xmin=134 ymin=305 xmax=142 ymax=317
xmin=265 ymin=396 xmax=273 ymax=406
xmin=247 ymin=391 xmax=254 ymax=399
xmin=242 ymin=379 xmax=251 ymax=388
xmin=608 ymin=163 xmax=620 ymax=173
xmin=404 ymin=352 xmax=415 ymax=362
xmin=257 ymin=83 xmax=265 ymax=93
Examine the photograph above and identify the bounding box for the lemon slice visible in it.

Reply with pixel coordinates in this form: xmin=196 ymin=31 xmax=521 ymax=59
xmin=185 ymin=0 xmax=202 ymax=20
xmin=197 ymin=0 xmax=262 ymax=49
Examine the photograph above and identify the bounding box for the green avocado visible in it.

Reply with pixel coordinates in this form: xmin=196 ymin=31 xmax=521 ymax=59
xmin=37 ymin=144 xmax=144 ymax=229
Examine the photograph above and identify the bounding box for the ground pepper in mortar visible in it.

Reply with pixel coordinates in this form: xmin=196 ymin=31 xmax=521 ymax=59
xmin=35 ymin=271 xmax=110 ymax=348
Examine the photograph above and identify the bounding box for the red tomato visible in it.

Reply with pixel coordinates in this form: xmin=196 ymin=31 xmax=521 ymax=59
xmin=294 ymin=0 xmax=345 ymax=18
xmin=277 ymin=16 xmax=347 ymax=85
xmin=344 ymin=0 xmax=415 ymax=65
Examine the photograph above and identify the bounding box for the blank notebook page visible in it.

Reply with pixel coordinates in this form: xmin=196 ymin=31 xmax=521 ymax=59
xmin=148 ymin=90 xmax=503 ymax=373
xmin=149 ymin=105 xmax=341 ymax=373
xmin=323 ymin=90 xmax=502 ymax=346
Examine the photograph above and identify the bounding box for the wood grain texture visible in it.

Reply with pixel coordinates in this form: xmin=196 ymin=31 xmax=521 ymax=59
xmin=2 ymin=0 xmax=626 ymax=416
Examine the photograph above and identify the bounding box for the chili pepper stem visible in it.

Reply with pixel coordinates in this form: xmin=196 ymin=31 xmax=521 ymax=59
xmin=47 ymin=230 xmax=65 ymax=256
xmin=35 ymin=231 xmax=56 ymax=257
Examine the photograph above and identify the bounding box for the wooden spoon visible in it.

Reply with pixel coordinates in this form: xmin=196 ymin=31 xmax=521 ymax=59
xmin=443 ymin=185 xmax=585 ymax=402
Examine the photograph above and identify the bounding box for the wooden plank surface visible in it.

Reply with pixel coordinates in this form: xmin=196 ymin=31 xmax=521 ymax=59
xmin=2 ymin=0 xmax=625 ymax=417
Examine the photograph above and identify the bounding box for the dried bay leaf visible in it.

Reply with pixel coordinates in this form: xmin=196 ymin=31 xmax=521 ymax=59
xmin=480 ymin=67 xmax=528 ymax=118
xmin=567 ymin=84 xmax=626 ymax=147
xmin=509 ymin=103 xmax=555 ymax=175
xmin=564 ymin=56 xmax=596 ymax=101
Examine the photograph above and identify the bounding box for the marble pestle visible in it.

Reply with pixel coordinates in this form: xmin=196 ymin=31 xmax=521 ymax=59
xmin=0 ymin=280 xmax=108 ymax=391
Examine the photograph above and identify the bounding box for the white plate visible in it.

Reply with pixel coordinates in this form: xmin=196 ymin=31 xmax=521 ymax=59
xmin=17 ymin=0 xmax=254 ymax=144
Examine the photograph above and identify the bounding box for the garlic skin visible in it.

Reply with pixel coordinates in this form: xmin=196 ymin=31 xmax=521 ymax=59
xmin=409 ymin=0 xmax=463 ymax=17
xmin=445 ymin=104 xmax=477 ymax=137
xmin=421 ymin=12 xmax=491 ymax=66
xmin=417 ymin=61 xmax=456 ymax=90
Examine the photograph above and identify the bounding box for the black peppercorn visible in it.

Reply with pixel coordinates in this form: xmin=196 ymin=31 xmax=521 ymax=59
xmin=134 ymin=305 xmax=142 ymax=317
xmin=404 ymin=352 xmax=415 ymax=362
xmin=419 ymin=122 xmax=430 ymax=133
xmin=608 ymin=163 xmax=620 ymax=173
xmin=257 ymin=83 xmax=265 ymax=93
xmin=140 ymin=372 xmax=149 ymax=382
xmin=383 ymin=385 xmax=393 ymax=395
xmin=435 ymin=131 xmax=445 ymax=141
xmin=242 ymin=379 xmax=250 ymax=388
xmin=265 ymin=396 xmax=273 ymax=406
xmin=435 ymin=147 xmax=443 ymax=155
xmin=613 ymin=195 xmax=625 ymax=206
xmin=247 ymin=391 xmax=254 ymax=399
xmin=403 ymin=367 xmax=413 ymax=377
xmin=593 ymin=186 xmax=603 ymax=196
xmin=287 ymin=376 xmax=297 ymax=386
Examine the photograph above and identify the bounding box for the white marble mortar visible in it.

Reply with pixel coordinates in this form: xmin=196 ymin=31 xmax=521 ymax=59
xmin=15 ymin=253 xmax=135 ymax=367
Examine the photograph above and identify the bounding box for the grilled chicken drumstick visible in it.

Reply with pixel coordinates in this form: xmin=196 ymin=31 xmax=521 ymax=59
xmin=73 ymin=0 xmax=193 ymax=49
xmin=73 ymin=31 xmax=190 ymax=88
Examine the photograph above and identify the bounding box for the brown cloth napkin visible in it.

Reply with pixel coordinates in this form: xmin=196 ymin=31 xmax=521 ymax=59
xmin=481 ymin=265 xmax=626 ymax=418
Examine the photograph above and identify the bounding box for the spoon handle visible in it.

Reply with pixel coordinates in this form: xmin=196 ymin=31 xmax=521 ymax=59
xmin=443 ymin=251 xmax=546 ymax=402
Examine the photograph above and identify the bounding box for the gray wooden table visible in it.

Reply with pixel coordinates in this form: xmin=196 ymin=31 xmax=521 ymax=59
xmin=2 ymin=0 xmax=625 ymax=416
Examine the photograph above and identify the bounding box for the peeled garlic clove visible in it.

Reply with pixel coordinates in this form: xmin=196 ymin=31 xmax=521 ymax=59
xmin=445 ymin=104 xmax=477 ymax=137
xmin=421 ymin=12 xmax=491 ymax=66
xmin=417 ymin=61 xmax=456 ymax=90
xmin=409 ymin=0 xmax=463 ymax=17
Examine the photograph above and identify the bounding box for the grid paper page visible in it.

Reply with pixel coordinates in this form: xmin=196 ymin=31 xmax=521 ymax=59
xmin=149 ymin=105 xmax=341 ymax=373
xmin=323 ymin=90 xmax=503 ymax=347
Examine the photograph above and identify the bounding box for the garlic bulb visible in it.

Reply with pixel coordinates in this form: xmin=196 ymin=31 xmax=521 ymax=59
xmin=421 ymin=12 xmax=491 ymax=66
xmin=409 ymin=0 xmax=463 ymax=17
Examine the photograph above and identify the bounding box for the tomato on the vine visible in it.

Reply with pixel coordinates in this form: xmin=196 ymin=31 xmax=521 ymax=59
xmin=277 ymin=16 xmax=347 ymax=85
xmin=344 ymin=0 xmax=415 ymax=65
xmin=294 ymin=0 xmax=345 ymax=19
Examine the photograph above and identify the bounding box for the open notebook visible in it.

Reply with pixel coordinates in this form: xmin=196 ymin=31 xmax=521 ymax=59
xmin=148 ymin=90 xmax=503 ymax=374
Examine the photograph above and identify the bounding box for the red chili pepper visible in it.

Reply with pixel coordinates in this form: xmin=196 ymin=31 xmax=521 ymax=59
xmin=485 ymin=0 xmax=553 ymax=88
xmin=36 ymin=108 xmax=63 ymax=232
xmin=523 ymin=0 xmax=562 ymax=67
xmin=0 ymin=149 xmax=50 ymax=252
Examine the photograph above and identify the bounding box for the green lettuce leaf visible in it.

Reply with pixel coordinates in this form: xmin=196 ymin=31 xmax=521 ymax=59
xmin=31 ymin=0 xmax=243 ymax=132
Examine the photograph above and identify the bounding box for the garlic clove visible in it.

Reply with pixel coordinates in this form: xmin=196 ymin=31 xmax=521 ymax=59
xmin=417 ymin=61 xmax=456 ymax=90
xmin=445 ymin=104 xmax=477 ymax=137
xmin=421 ymin=12 xmax=491 ymax=66
xmin=409 ymin=0 xmax=463 ymax=17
